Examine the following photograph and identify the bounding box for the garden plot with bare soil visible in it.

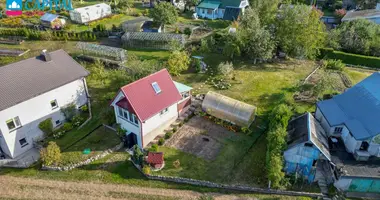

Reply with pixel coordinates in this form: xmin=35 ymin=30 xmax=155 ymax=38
xmin=164 ymin=116 xmax=236 ymax=161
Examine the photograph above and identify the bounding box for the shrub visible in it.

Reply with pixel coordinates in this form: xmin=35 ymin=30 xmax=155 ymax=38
xmin=172 ymin=127 xmax=177 ymax=132
xmin=158 ymin=138 xmax=165 ymax=146
xmin=173 ymin=159 xmax=180 ymax=168
xmin=178 ymin=122 xmax=184 ymax=127
xmin=217 ymin=62 xmax=234 ymax=76
xmin=193 ymin=59 xmax=202 ymax=73
xmin=40 ymin=141 xmax=61 ymax=166
xmin=80 ymin=105 xmax=88 ymax=112
xmin=132 ymin=145 xmax=144 ymax=165
xmin=101 ymin=107 xmax=116 ymax=125
xmin=149 ymin=144 xmax=158 ymax=152
xmin=39 ymin=118 xmax=53 ymax=136
xmin=165 ymin=131 xmax=173 ymax=139
xmin=319 ymin=48 xmax=380 ymax=69
xmin=72 ymin=115 xmax=84 ymax=127
xmin=52 ymin=130 xmax=65 ymax=139
xmin=61 ymin=103 xmax=76 ymax=122
xmin=184 ymin=27 xmax=192 ymax=36
xmin=62 ymin=122 xmax=73 ymax=132
xmin=143 ymin=165 xmax=151 ymax=174
xmin=322 ymin=59 xmax=345 ymax=71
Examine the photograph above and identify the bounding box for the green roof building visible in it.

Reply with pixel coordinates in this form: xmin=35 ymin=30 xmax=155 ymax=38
xmin=196 ymin=0 xmax=249 ymax=20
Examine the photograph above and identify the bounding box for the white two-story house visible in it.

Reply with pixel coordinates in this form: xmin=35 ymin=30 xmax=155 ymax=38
xmin=0 ymin=49 xmax=90 ymax=159
xmin=110 ymin=69 xmax=192 ymax=148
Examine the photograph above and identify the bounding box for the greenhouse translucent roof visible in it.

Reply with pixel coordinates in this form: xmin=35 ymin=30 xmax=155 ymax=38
xmin=122 ymin=32 xmax=186 ymax=43
xmin=202 ymin=91 xmax=256 ymax=127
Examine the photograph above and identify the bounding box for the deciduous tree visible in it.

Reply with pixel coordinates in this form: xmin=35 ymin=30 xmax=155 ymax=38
xmin=167 ymin=50 xmax=190 ymax=76
xmin=275 ymin=5 xmax=326 ymax=58
xmin=148 ymin=2 xmax=178 ymax=29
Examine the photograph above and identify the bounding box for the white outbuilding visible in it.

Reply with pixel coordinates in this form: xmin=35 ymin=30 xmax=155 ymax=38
xmin=69 ymin=3 xmax=112 ymax=24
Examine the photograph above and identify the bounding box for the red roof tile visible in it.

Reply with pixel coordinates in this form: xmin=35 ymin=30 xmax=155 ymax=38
xmin=147 ymin=152 xmax=164 ymax=164
xmin=120 ymin=69 xmax=182 ymax=121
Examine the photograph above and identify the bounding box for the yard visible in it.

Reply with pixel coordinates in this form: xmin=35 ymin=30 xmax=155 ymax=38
xmin=59 ymin=126 xmax=122 ymax=166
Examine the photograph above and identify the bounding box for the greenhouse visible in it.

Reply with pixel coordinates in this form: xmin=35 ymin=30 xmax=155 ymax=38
xmin=76 ymin=42 xmax=127 ymax=62
xmin=121 ymin=32 xmax=186 ymax=50
xmin=202 ymin=91 xmax=256 ymax=127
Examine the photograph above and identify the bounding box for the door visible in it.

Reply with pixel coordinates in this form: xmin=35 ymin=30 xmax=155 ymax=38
xmin=127 ymin=133 xmax=138 ymax=149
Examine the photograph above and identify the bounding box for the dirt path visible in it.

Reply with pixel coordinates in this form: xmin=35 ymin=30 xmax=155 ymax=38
xmin=0 ymin=175 xmax=256 ymax=200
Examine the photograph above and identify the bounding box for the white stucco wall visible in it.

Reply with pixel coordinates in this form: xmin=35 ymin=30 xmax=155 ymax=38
xmin=142 ymin=103 xmax=177 ymax=136
xmin=315 ymin=108 xmax=334 ymax=135
xmin=0 ymin=78 xmax=88 ymax=158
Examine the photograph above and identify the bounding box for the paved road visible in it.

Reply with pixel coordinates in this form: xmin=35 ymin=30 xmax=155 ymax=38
xmin=0 ymin=175 xmax=256 ymax=200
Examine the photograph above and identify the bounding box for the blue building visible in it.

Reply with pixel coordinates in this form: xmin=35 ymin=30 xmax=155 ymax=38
xmin=284 ymin=113 xmax=331 ymax=183
xmin=195 ymin=0 xmax=249 ymax=20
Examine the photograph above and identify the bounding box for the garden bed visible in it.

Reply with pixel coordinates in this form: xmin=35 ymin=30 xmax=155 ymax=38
xmin=164 ymin=116 xmax=236 ymax=161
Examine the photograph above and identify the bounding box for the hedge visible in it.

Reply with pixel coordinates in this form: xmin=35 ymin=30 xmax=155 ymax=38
xmin=319 ymin=48 xmax=380 ymax=69
xmin=0 ymin=28 xmax=97 ymax=41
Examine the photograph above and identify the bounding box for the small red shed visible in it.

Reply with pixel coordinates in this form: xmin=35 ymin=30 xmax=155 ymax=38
xmin=147 ymin=152 xmax=164 ymax=169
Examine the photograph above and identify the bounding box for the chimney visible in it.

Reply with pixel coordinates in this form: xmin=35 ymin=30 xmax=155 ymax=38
xmin=41 ymin=49 xmax=51 ymax=62
xmin=377 ymin=3 xmax=380 ymax=11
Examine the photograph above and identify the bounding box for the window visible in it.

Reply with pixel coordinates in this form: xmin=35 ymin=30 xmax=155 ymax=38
xmin=19 ymin=138 xmax=28 ymax=148
xmin=151 ymin=82 xmax=161 ymax=94
xmin=334 ymin=127 xmax=343 ymax=133
xmin=132 ymin=114 xmax=138 ymax=124
xmin=6 ymin=117 xmax=21 ymax=131
xmin=160 ymin=108 xmax=169 ymax=115
xmin=118 ymin=107 xmax=123 ymax=117
xmin=55 ymin=120 xmax=61 ymax=125
xmin=207 ymin=9 xmax=213 ymax=14
xmin=50 ymin=100 xmax=58 ymax=109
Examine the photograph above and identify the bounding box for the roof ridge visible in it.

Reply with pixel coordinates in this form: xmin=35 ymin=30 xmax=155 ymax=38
xmin=121 ymin=68 xmax=168 ymax=90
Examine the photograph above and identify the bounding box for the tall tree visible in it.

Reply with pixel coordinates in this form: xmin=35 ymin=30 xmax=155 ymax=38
xmin=149 ymin=2 xmax=178 ymax=29
xmin=167 ymin=51 xmax=190 ymax=76
xmin=239 ymin=8 xmax=276 ymax=61
xmin=275 ymin=5 xmax=326 ymax=58
xmin=249 ymin=0 xmax=281 ymax=25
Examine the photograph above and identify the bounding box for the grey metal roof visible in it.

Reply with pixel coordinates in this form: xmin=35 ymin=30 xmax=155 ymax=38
xmin=40 ymin=13 xmax=59 ymax=22
xmin=0 ymin=49 xmax=89 ymax=111
xmin=287 ymin=113 xmax=331 ymax=160
xmin=317 ymin=72 xmax=380 ymax=140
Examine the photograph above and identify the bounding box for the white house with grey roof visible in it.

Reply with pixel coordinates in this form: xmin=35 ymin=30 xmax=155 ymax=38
xmin=0 ymin=49 xmax=89 ymax=159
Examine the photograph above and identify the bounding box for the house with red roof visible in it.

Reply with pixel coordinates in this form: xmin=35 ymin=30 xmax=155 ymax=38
xmin=110 ymin=69 xmax=192 ymax=148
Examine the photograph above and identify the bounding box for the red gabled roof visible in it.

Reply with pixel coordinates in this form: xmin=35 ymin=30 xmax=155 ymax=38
xmin=120 ymin=69 xmax=182 ymax=121
xmin=147 ymin=152 xmax=164 ymax=164
xmin=115 ymin=98 xmax=136 ymax=115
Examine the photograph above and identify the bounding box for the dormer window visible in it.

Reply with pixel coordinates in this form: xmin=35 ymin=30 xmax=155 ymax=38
xmin=152 ymin=82 xmax=161 ymax=94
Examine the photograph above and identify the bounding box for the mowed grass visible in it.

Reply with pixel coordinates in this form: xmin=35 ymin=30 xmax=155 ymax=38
xmin=175 ymin=60 xmax=317 ymax=115
xmin=345 ymin=68 xmax=373 ymax=84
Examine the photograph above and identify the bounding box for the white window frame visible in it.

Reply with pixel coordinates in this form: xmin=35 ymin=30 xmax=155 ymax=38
xmin=6 ymin=117 xmax=22 ymax=132
xmin=50 ymin=99 xmax=58 ymax=109
xmin=334 ymin=127 xmax=343 ymax=133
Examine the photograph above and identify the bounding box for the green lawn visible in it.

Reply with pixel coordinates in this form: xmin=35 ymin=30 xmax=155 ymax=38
xmin=175 ymin=60 xmax=317 ymax=115
xmin=66 ymin=14 xmax=135 ymax=32
xmin=345 ymin=68 xmax=373 ymax=84
xmin=59 ymin=126 xmax=121 ymax=166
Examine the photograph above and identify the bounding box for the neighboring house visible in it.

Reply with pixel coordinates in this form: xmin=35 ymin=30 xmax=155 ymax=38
xmin=284 ymin=113 xmax=331 ymax=183
xmin=196 ymin=0 xmax=249 ymax=20
xmin=0 ymin=49 xmax=90 ymax=159
xmin=110 ymin=69 xmax=192 ymax=149
xmin=316 ymin=72 xmax=380 ymax=161
xmin=40 ymin=13 xmax=66 ymax=29
xmin=146 ymin=152 xmax=164 ymax=169
xmin=69 ymin=3 xmax=112 ymax=24
xmin=342 ymin=3 xmax=380 ymax=24
xmin=283 ymin=72 xmax=380 ymax=193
